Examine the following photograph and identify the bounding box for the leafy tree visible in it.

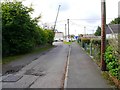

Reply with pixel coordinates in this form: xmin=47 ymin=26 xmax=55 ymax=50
xmin=2 ymin=1 xmax=55 ymax=57
xmin=70 ymin=34 xmax=75 ymax=38
xmin=110 ymin=17 xmax=120 ymax=24
xmin=2 ymin=1 xmax=39 ymax=56
xmin=44 ymin=29 xmax=54 ymax=45
xmin=94 ymin=26 xmax=101 ymax=36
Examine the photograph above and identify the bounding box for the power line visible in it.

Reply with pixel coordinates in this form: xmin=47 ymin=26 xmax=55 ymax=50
xmin=70 ymin=21 xmax=98 ymax=27
xmin=69 ymin=18 xmax=115 ymax=21
xmin=43 ymin=18 xmax=114 ymax=24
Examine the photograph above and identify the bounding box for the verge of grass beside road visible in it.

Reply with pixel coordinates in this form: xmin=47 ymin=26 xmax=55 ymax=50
xmin=63 ymin=41 xmax=72 ymax=45
xmin=2 ymin=45 xmax=54 ymax=64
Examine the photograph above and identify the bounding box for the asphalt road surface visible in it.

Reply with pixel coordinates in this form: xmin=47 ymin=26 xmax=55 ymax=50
xmin=1 ymin=42 xmax=112 ymax=89
xmin=66 ymin=42 xmax=111 ymax=88
xmin=2 ymin=42 xmax=69 ymax=88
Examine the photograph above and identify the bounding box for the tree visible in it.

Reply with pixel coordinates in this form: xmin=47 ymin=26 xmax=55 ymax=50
xmin=94 ymin=26 xmax=101 ymax=36
xmin=2 ymin=1 xmax=40 ymax=56
xmin=70 ymin=34 xmax=75 ymax=38
xmin=110 ymin=17 xmax=120 ymax=24
xmin=2 ymin=1 xmax=55 ymax=57
xmin=44 ymin=29 xmax=54 ymax=45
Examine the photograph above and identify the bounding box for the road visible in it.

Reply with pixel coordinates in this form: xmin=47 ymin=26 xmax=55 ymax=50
xmin=66 ymin=42 xmax=110 ymax=88
xmin=1 ymin=42 xmax=112 ymax=88
xmin=2 ymin=42 xmax=69 ymax=88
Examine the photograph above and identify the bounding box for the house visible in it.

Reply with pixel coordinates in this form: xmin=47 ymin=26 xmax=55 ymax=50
xmin=54 ymin=32 xmax=64 ymax=42
xmin=106 ymin=24 xmax=119 ymax=39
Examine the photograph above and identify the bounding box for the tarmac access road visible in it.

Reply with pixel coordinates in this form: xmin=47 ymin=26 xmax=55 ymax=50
xmin=2 ymin=42 xmax=69 ymax=88
xmin=1 ymin=42 xmax=113 ymax=89
xmin=66 ymin=42 xmax=111 ymax=88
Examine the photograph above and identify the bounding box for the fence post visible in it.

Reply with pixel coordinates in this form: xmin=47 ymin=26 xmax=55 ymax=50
xmin=90 ymin=43 xmax=92 ymax=56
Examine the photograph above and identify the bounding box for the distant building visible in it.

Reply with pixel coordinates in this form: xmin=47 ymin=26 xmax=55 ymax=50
xmin=54 ymin=32 xmax=64 ymax=42
xmin=106 ymin=24 xmax=119 ymax=39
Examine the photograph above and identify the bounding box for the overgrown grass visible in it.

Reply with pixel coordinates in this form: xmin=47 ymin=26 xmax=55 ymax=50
xmin=63 ymin=41 xmax=72 ymax=45
xmin=101 ymin=71 xmax=116 ymax=87
xmin=2 ymin=45 xmax=54 ymax=64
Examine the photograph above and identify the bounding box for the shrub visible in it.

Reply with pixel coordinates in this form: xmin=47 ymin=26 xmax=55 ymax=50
xmin=91 ymin=39 xmax=101 ymax=45
xmin=2 ymin=1 xmax=55 ymax=57
xmin=105 ymin=46 xmax=119 ymax=79
xmin=81 ymin=38 xmax=90 ymax=44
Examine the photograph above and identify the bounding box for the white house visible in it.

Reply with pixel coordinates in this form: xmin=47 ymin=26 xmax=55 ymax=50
xmin=54 ymin=32 xmax=64 ymax=42
xmin=106 ymin=24 xmax=119 ymax=39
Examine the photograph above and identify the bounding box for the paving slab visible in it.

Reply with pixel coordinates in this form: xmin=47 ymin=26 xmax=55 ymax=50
xmin=2 ymin=75 xmax=39 ymax=88
xmin=2 ymin=74 xmax=23 ymax=82
xmin=0 ymin=74 xmax=12 ymax=82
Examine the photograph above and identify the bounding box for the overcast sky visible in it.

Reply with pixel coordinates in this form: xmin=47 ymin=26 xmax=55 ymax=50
xmin=21 ymin=0 xmax=119 ymax=35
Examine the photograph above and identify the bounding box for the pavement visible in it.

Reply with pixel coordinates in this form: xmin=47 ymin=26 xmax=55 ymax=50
xmin=66 ymin=42 xmax=111 ymax=88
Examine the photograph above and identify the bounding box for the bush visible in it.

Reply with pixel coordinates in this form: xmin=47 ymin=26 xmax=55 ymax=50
xmin=81 ymin=38 xmax=90 ymax=44
xmin=45 ymin=30 xmax=54 ymax=45
xmin=2 ymin=1 xmax=55 ymax=57
xmin=105 ymin=46 xmax=119 ymax=79
xmin=81 ymin=38 xmax=90 ymax=48
xmin=2 ymin=1 xmax=36 ymax=56
xmin=91 ymin=39 xmax=101 ymax=45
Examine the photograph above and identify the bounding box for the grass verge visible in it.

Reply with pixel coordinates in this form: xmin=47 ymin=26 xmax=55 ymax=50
xmin=63 ymin=41 xmax=72 ymax=45
xmin=2 ymin=45 xmax=54 ymax=64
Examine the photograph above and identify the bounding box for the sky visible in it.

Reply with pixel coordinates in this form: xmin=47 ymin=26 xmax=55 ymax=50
xmin=13 ymin=0 xmax=120 ymax=35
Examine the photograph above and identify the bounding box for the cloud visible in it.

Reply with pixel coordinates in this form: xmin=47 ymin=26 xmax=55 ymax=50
xmin=59 ymin=2 xmax=70 ymax=11
xmin=84 ymin=13 xmax=101 ymax=24
xmin=49 ymin=0 xmax=70 ymax=12
xmin=21 ymin=0 xmax=119 ymax=34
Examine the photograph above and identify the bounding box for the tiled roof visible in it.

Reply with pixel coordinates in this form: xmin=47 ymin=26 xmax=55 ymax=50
xmin=106 ymin=24 xmax=120 ymax=34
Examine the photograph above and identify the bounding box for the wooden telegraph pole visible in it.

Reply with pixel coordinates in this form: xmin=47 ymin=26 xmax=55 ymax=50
xmin=101 ymin=0 xmax=106 ymax=71
xmin=53 ymin=5 xmax=61 ymax=32
xmin=65 ymin=24 xmax=67 ymax=40
xmin=67 ymin=19 xmax=70 ymax=41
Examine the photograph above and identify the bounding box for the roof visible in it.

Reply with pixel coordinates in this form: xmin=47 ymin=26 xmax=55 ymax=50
xmin=55 ymin=32 xmax=63 ymax=33
xmin=106 ymin=24 xmax=120 ymax=34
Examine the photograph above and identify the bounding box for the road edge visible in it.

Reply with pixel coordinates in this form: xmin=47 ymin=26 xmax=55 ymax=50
xmin=63 ymin=45 xmax=71 ymax=89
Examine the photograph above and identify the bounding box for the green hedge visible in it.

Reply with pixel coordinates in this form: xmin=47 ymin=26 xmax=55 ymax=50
xmin=105 ymin=46 xmax=119 ymax=80
xmin=2 ymin=1 xmax=54 ymax=57
xmin=81 ymin=38 xmax=90 ymax=48
xmin=91 ymin=39 xmax=101 ymax=45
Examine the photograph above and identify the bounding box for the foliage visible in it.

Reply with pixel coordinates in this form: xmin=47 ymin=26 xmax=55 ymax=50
xmin=2 ymin=1 xmax=54 ymax=57
xmin=70 ymin=34 xmax=75 ymax=38
xmin=105 ymin=46 xmax=119 ymax=80
xmin=81 ymin=38 xmax=90 ymax=44
xmin=91 ymin=39 xmax=101 ymax=45
xmin=2 ymin=1 xmax=36 ymax=56
xmin=44 ymin=29 xmax=54 ymax=45
xmin=110 ymin=17 xmax=120 ymax=24
xmin=63 ymin=41 xmax=72 ymax=45
xmin=94 ymin=26 xmax=101 ymax=36
xmin=81 ymin=38 xmax=90 ymax=48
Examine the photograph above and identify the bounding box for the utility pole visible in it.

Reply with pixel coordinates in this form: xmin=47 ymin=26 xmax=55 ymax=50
xmin=84 ymin=26 xmax=86 ymax=37
xmin=101 ymin=0 xmax=106 ymax=71
xmin=65 ymin=24 xmax=67 ymax=40
xmin=53 ymin=5 xmax=61 ymax=32
xmin=67 ymin=19 xmax=70 ymax=41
